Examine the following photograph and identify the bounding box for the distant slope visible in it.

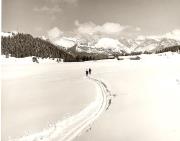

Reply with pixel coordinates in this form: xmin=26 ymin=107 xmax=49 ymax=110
xmin=134 ymin=38 xmax=180 ymax=53
xmin=1 ymin=33 xmax=76 ymax=62
xmin=64 ymin=37 xmax=180 ymax=54
xmin=54 ymin=37 xmax=77 ymax=49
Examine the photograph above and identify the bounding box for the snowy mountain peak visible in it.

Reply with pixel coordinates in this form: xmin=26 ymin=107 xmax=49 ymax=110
xmin=95 ymin=38 xmax=121 ymax=50
xmin=54 ymin=37 xmax=77 ymax=49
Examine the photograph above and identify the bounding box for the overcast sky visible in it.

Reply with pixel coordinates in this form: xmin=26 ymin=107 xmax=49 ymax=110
xmin=2 ymin=0 xmax=180 ymax=39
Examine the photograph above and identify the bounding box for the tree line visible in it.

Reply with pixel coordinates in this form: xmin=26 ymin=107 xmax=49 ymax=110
xmin=74 ymin=52 xmax=108 ymax=61
xmin=155 ymin=45 xmax=180 ymax=54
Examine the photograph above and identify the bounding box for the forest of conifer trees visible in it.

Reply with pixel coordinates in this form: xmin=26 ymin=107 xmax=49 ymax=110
xmin=155 ymin=45 xmax=180 ymax=54
xmin=1 ymin=33 xmax=76 ymax=62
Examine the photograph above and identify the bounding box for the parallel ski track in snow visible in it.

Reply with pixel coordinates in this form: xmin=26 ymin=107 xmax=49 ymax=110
xmin=61 ymin=77 xmax=111 ymax=141
xmin=10 ymin=77 xmax=111 ymax=141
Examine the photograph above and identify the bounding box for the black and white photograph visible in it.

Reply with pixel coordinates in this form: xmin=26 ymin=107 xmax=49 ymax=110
xmin=1 ymin=0 xmax=180 ymax=141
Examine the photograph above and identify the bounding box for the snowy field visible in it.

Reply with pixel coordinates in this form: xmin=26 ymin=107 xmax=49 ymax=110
xmin=76 ymin=53 xmax=180 ymax=141
xmin=1 ymin=52 xmax=180 ymax=141
xmin=1 ymin=59 xmax=97 ymax=141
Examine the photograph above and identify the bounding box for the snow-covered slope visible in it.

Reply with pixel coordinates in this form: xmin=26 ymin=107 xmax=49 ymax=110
xmin=75 ymin=38 xmax=131 ymax=54
xmin=95 ymin=38 xmax=121 ymax=50
xmin=2 ymin=52 xmax=180 ymax=141
xmin=76 ymin=53 xmax=180 ymax=141
xmin=74 ymin=37 xmax=180 ymax=54
xmin=95 ymin=38 xmax=124 ymax=53
xmin=54 ymin=37 xmax=77 ymax=49
xmin=134 ymin=38 xmax=159 ymax=52
xmin=158 ymin=38 xmax=180 ymax=49
xmin=1 ymin=55 xmax=62 ymax=65
xmin=134 ymin=37 xmax=180 ymax=52
xmin=119 ymin=38 xmax=138 ymax=50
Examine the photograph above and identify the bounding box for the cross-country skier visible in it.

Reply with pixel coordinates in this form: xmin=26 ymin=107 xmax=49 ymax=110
xmin=86 ymin=69 xmax=89 ymax=77
xmin=89 ymin=68 xmax=92 ymax=75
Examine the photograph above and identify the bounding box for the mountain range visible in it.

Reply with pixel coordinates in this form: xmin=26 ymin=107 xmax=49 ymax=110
xmin=2 ymin=31 xmax=180 ymax=55
xmin=51 ymin=35 xmax=180 ymax=54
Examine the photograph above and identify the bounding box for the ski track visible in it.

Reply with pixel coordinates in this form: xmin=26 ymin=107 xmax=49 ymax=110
xmin=9 ymin=77 xmax=112 ymax=141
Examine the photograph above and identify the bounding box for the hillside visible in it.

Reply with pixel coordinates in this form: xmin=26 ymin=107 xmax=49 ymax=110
xmin=1 ymin=33 xmax=75 ymax=62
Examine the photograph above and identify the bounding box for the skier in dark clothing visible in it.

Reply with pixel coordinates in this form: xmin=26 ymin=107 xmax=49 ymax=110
xmin=89 ymin=68 xmax=92 ymax=75
xmin=86 ymin=69 xmax=89 ymax=77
